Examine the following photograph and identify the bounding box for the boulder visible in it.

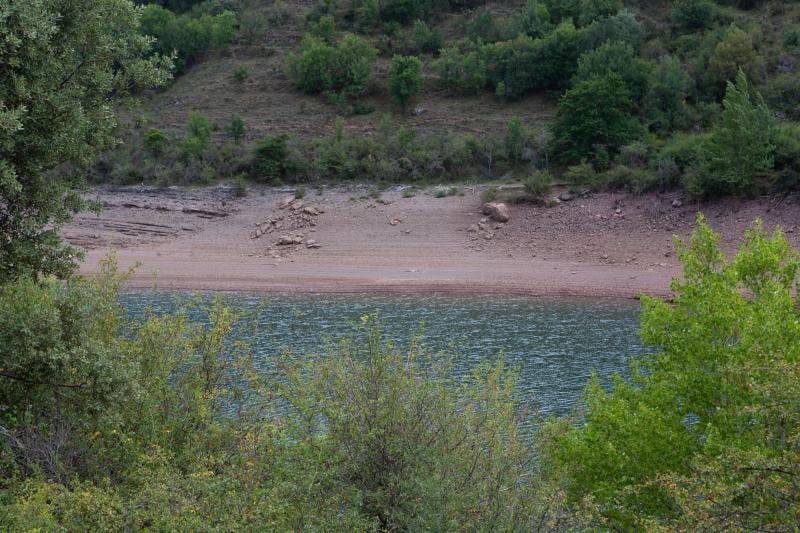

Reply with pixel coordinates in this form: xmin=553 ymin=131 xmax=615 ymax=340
xmin=482 ymin=202 xmax=511 ymax=222
xmin=558 ymin=191 xmax=575 ymax=202
xmin=289 ymin=199 xmax=304 ymax=211
xmin=671 ymin=199 xmax=682 ymax=208
xmin=303 ymin=206 xmax=319 ymax=216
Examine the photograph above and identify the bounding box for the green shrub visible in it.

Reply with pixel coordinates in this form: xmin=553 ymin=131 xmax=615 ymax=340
xmin=671 ymin=0 xmax=715 ymax=29
xmin=411 ymin=20 xmax=443 ymax=55
xmin=563 ymin=161 xmax=598 ymax=187
xmin=310 ymin=14 xmax=336 ymax=44
xmin=183 ymin=112 xmax=212 ymax=160
xmin=522 ymin=170 xmax=552 ymax=197
xmin=388 ymin=55 xmax=423 ymax=113
xmin=233 ymin=64 xmax=248 ymax=81
xmin=141 ymin=5 xmax=237 ymax=72
xmin=518 ymin=0 xmax=553 ymax=38
xmin=505 ymin=117 xmax=527 ymax=163
xmin=143 ymin=128 xmax=168 ymax=157
xmin=578 ymin=0 xmax=623 ymax=26
xmin=434 ymin=46 xmax=487 ymax=95
xmin=287 ymin=34 xmax=377 ymax=98
xmin=226 ymin=114 xmax=246 ymax=143
xmin=239 ymin=9 xmax=267 ymax=44
xmin=252 ymin=134 xmax=291 ymax=181
xmin=707 ymin=25 xmax=760 ymax=97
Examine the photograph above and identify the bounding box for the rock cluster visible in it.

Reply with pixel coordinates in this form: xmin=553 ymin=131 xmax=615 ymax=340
xmin=250 ymin=195 xmax=325 ymax=258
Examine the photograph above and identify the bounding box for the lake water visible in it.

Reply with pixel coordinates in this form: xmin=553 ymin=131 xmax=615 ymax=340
xmin=119 ymin=292 xmax=647 ymax=419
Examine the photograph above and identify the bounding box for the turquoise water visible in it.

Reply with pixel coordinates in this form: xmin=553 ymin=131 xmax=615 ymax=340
xmin=119 ymin=292 xmax=647 ymax=418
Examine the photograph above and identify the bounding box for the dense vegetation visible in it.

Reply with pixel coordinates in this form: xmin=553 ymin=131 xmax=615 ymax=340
xmin=98 ymin=0 xmax=800 ymax=199
xmin=1 ymin=0 xmax=799 ymax=529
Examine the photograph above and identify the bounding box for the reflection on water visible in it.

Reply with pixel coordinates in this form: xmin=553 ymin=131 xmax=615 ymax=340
xmin=119 ymin=292 xmax=647 ymax=419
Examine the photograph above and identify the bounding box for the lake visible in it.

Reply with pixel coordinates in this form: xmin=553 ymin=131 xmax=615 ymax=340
xmin=119 ymin=292 xmax=647 ymax=419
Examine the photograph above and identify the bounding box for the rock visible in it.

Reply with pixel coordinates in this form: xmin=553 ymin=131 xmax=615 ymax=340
xmin=306 ymin=239 xmax=321 ymax=248
xmin=467 ymin=224 xmax=479 ymax=232
xmin=547 ymin=197 xmax=561 ymax=207
xmin=558 ymin=191 xmax=575 ymax=202
xmin=302 ymin=206 xmax=319 ymax=216
xmin=484 ymin=232 xmax=494 ymax=240
xmin=389 ymin=218 xmax=402 ymax=226
xmin=412 ymin=106 xmax=426 ymax=116
xmin=615 ymin=208 xmax=622 ymax=214
xmin=277 ymin=235 xmax=294 ymax=245
xmin=289 ymin=199 xmax=304 ymax=211
xmin=280 ymin=195 xmax=295 ymax=207
xmin=671 ymin=199 xmax=682 ymax=208
xmin=482 ymin=202 xmax=511 ymax=222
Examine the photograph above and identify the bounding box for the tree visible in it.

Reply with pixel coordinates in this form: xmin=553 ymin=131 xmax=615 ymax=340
xmin=287 ymin=33 xmax=376 ymax=98
xmin=671 ymin=0 xmax=715 ymax=29
xmin=645 ymin=55 xmax=691 ymax=134
xmin=542 ymin=216 xmax=800 ymax=529
xmin=226 ymin=115 xmax=246 ymax=144
xmin=434 ymin=47 xmax=487 ymax=95
xmin=0 ymin=0 xmax=171 ymax=282
xmin=707 ymin=25 xmax=760 ymax=97
xmin=706 ymin=69 xmax=775 ymax=195
xmin=253 ymin=134 xmax=291 ymax=181
xmin=388 ymin=55 xmax=423 ymax=114
xmin=552 ymin=72 xmax=640 ymax=162
xmin=573 ymin=41 xmax=652 ymax=103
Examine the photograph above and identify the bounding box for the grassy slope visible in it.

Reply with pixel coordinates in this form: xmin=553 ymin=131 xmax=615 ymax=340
xmin=138 ymin=0 xmax=555 ymax=144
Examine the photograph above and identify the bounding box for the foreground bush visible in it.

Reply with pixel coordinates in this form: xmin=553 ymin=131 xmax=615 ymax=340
xmin=542 ymin=215 xmax=800 ymax=529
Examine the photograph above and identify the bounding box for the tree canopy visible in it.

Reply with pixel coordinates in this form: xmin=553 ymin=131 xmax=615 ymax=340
xmin=0 ymin=0 xmax=171 ymax=282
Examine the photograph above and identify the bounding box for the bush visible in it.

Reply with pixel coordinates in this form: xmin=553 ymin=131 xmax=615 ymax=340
xmin=434 ymin=46 xmax=487 ymax=95
xmin=232 ymin=65 xmax=248 ymax=81
xmin=522 ymin=170 xmax=552 ymax=197
xmin=563 ymin=161 xmax=598 ymax=187
xmin=309 ymin=14 xmax=336 ymax=44
xmin=707 ymin=25 xmax=760 ymax=97
xmin=141 ymin=5 xmax=237 ymax=72
xmin=143 ymin=128 xmax=168 ymax=157
xmin=226 ymin=114 xmax=246 ymax=143
xmin=252 ymin=134 xmax=291 ymax=181
xmin=287 ymin=34 xmax=377 ymax=98
xmin=411 ymin=20 xmax=443 ymax=55
xmin=671 ymin=0 xmax=715 ymax=29
xmin=239 ymin=9 xmax=267 ymax=44
xmin=182 ymin=112 xmax=212 ymax=160
xmin=388 ymin=55 xmax=423 ymax=113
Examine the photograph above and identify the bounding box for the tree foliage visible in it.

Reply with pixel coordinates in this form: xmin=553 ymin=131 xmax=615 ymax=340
xmin=706 ymin=69 xmax=775 ymax=195
xmin=542 ymin=215 xmax=800 ymax=528
xmin=287 ymin=34 xmax=377 ymax=98
xmin=0 ymin=0 xmax=171 ymax=283
xmin=552 ymin=72 xmax=640 ymax=161
xmin=388 ymin=55 xmax=423 ymax=113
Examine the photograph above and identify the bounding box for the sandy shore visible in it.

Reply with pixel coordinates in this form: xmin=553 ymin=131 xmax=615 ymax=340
xmin=68 ymin=185 xmax=800 ymax=299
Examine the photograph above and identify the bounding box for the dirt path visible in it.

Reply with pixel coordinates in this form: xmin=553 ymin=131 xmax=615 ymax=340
xmin=69 ymin=185 xmax=800 ymax=299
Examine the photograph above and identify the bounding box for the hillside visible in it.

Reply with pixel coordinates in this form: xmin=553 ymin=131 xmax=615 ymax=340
xmin=98 ymin=0 xmax=798 ymax=195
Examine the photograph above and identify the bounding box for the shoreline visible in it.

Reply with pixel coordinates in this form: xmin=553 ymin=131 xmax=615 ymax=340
xmin=71 ymin=186 xmax=800 ymax=301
